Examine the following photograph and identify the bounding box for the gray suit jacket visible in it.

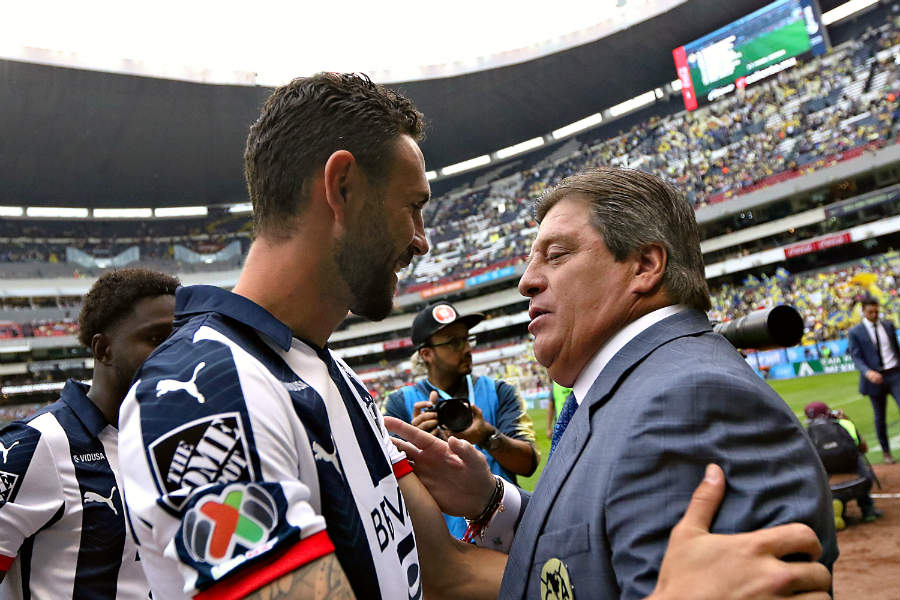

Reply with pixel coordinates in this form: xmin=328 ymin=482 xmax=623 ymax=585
xmin=500 ymin=309 xmax=837 ymax=599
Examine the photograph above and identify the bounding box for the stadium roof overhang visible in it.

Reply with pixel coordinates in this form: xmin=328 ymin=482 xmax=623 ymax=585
xmin=0 ymin=0 xmax=849 ymax=208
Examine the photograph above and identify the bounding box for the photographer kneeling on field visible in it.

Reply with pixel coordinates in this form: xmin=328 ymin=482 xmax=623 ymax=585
xmin=384 ymin=302 xmax=539 ymax=538
xmin=805 ymin=401 xmax=883 ymax=529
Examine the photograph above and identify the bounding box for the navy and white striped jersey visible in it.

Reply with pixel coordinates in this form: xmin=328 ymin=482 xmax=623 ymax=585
xmin=119 ymin=285 xmax=420 ymax=600
xmin=0 ymin=380 xmax=150 ymax=600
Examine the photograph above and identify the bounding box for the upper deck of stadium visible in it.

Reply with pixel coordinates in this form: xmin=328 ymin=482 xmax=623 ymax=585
xmin=0 ymin=0 xmax=873 ymax=209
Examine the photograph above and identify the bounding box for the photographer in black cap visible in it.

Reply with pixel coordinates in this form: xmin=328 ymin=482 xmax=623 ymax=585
xmin=384 ymin=302 xmax=539 ymax=537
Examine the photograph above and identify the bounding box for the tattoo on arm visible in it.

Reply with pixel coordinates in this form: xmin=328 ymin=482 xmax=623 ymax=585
xmin=245 ymin=553 xmax=354 ymax=600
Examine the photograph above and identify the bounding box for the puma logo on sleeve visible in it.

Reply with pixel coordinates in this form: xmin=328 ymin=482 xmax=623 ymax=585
xmin=156 ymin=362 xmax=207 ymax=404
xmin=0 ymin=440 xmax=19 ymax=463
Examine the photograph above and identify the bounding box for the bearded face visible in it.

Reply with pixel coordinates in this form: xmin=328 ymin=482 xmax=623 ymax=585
xmin=335 ymin=193 xmax=401 ymax=321
xmin=334 ymin=136 xmax=429 ymax=322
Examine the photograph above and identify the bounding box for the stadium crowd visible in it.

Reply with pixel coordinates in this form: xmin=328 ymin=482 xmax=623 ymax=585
xmin=0 ymin=16 xmax=896 ymax=292
xmin=356 ymin=252 xmax=900 ymax=404
xmin=0 ymin=212 xmax=251 ymax=277
xmin=0 ymin=319 xmax=79 ymax=338
xmin=403 ymin=17 xmax=899 ymax=288
xmin=709 ymin=252 xmax=900 ymax=344
xmin=0 ymin=402 xmax=52 ymax=425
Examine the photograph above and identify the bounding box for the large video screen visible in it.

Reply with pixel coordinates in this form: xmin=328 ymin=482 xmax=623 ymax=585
xmin=673 ymin=0 xmax=829 ymax=111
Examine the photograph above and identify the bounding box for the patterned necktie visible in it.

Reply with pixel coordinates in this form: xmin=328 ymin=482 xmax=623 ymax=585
xmin=549 ymin=392 xmax=578 ymax=458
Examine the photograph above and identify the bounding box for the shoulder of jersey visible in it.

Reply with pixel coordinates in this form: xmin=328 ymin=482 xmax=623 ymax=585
xmin=0 ymin=420 xmax=46 ymax=503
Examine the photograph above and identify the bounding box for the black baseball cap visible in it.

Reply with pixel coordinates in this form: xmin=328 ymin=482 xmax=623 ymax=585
xmin=411 ymin=302 xmax=485 ymax=348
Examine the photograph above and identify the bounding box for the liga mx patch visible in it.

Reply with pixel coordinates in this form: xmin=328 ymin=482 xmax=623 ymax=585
xmin=149 ymin=412 xmax=254 ymax=510
xmin=0 ymin=470 xmax=21 ymax=503
xmin=182 ymin=483 xmax=277 ymax=565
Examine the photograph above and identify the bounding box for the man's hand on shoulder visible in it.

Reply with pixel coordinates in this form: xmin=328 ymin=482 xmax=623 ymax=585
xmin=648 ymin=464 xmax=832 ymax=600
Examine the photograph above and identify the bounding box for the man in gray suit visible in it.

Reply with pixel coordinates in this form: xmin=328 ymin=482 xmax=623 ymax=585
xmin=847 ymin=296 xmax=900 ymax=464
xmin=389 ymin=167 xmax=837 ymax=599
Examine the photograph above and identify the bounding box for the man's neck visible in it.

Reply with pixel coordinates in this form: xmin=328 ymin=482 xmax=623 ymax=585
xmin=572 ymin=304 xmax=686 ymax=403
xmin=428 ymin=372 xmax=466 ymax=397
xmin=86 ymin=377 xmax=119 ymax=427
xmin=233 ymin=236 xmax=349 ymax=347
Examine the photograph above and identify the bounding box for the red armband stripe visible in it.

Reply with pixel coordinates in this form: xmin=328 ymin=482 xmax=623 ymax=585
xmin=392 ymin=457 xmax=413 ymax=479
xmin=194 ymin=530 xmax=334 ymax=600
xmin=0 ymin=554 xmax=14 ymax=571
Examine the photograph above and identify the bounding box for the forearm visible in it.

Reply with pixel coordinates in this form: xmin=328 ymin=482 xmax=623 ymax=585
xmin=399 ymin=472 xmax=506 ymax=599
xmin=244 ymin=553 xmax=354 ymax=600
xmin=484 ymin=432 xmax=539 ymax=476
xmin=441 ymin=539 xmax=508 ymax=600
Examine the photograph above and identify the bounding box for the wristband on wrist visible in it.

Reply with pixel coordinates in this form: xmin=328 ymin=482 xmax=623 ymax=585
xmin=483 ymin=428 xmax=503 ymax=452
xmin=462 ymin=476 xmax=505 ymax=543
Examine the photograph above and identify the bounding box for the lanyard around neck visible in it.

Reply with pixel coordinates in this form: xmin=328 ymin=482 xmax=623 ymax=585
xmin=425 ymin=374 xmax=474 ymax=401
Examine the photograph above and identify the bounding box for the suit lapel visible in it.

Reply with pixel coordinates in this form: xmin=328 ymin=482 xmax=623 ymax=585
xmin=858 ymin=322 xmax=877 ymax=353
xmin=857 ymin=322 xmax=885 ymax=364
xmin=580 ymin=309 xmax=713 ymax=409
xmin=506 ymin=309 xmax=712 ymax=588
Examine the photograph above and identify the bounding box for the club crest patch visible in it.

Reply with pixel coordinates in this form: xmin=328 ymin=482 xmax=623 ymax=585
xmin=182 ymin=483 xmax=277 ymax=564
xmin=540 ymin=557 xmax=574 ymax=600
xmin=149 ymin=412 xmax=254 ymax=510
xmin=0 ymin=470 xmax=21 ymax=503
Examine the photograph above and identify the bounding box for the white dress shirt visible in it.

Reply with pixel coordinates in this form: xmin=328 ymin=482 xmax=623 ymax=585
xmin=476 ymin=304 xmax=690 ymax=552
xmin=572 ymin=304 xmax=689 ymax=405
xmin=864 ymin=318 xmax=898 ymax=371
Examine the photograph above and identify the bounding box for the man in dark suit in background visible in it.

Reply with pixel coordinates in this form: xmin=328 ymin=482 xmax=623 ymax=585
xmin=389 ymin=167 xmax=837 ymax=600
xmin=848 ymin=296 xmax=900 ymax=464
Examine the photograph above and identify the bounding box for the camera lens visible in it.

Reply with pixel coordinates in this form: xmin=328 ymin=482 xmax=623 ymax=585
xmin=436 ymin=398 xmax=473 ymax=432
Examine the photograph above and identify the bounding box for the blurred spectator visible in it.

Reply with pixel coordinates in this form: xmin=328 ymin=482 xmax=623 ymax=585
xmin=804 ymin=401 xmax=882 ymax=529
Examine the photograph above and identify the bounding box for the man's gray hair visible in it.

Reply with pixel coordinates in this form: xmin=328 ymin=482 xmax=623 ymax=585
xmin=534 ymin=167 xmax=711 ymax=311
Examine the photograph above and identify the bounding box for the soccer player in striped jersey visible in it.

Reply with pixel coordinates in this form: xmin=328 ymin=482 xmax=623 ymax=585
xmin=119 ymin=72 xmax=496 ymax=600
xmin=0 ymin=268 xmax=179 ymax=599
xmin=119 ymin=73 xmax=832 ymax=600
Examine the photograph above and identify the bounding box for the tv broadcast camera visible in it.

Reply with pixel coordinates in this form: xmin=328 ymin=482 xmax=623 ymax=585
xmin=712 ymin=305 xmax=804 ymax=350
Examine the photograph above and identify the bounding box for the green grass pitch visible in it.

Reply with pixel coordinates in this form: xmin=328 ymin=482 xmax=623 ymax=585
xmin=519 ymin=371 xmax=899 ymax=492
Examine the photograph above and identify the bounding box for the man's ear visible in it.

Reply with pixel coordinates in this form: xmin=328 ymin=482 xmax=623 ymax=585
xmin=322 ymin=150 xmax=361 ymax=229
xmin=418 ymin=347 xmax=433 ymax=364
xmin=631 ymin=243 xmax=667 ymax=294
xmin=91 ymin=332 xmax=113 ymax=366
